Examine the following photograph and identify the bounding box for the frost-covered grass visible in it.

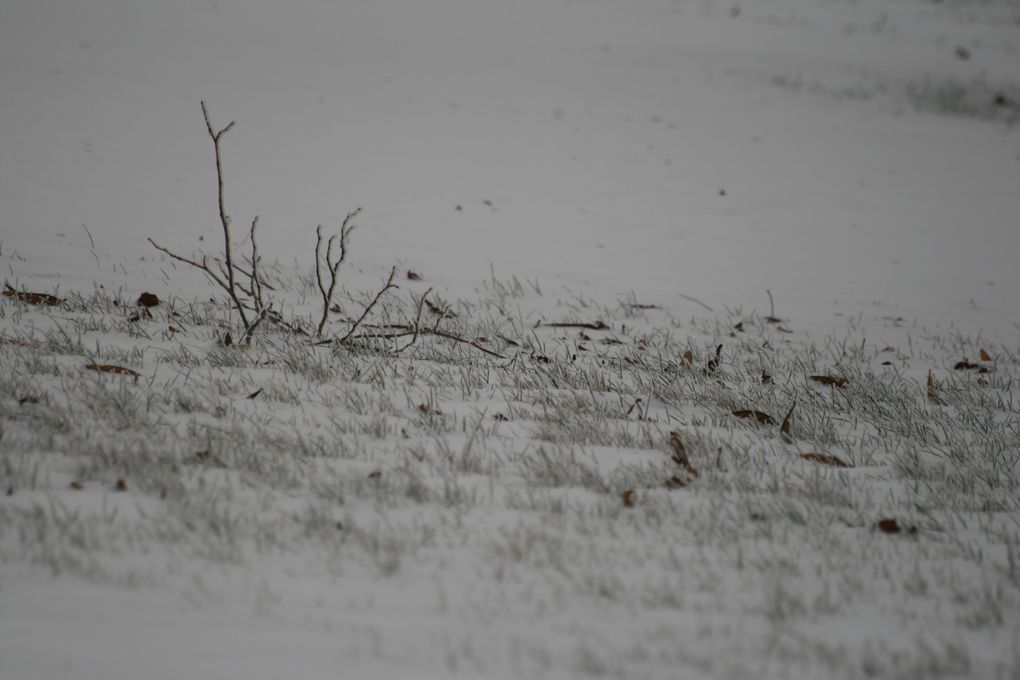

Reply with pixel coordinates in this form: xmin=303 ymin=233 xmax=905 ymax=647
xmin=2 ymin=271 xmax=1018 ymax=679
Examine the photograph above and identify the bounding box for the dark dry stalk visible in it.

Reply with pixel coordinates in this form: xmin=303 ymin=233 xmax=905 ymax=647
xmin=315 ymin=208 xmax=360 ymax=337
xmin=200 ymin=100 xmax=249 ymax=330
xmin=336 ymin=266 xmax=398 ymax=345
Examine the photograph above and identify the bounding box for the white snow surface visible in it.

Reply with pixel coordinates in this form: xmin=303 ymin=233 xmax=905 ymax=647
xmin=1 ymin=0 xmax=1019 ymax=678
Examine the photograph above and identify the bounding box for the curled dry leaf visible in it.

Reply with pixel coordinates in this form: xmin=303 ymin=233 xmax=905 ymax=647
xmin=114 ymin=479 xmax=127 ymax=492
xmin=979 ymin=348 xmax=993 ymax=362
xmin=69 ymin=481 xmax=84 ymax=490
xmin=85 ymin=363 xmax=140 ymax=379
xmin=668 ymin=432 xmax=699 ymax=476
xmin=875 ymin=518 xmax=916 ymax=535
xmin=810 ymin=375 xmax=848 ymax=388
xmin=406 ymin=270 xmax=423 ymax=281
xmin=136 ymin=292 xmax=160 ymax=308
xmin=682 ymin=350 xmax=694 ymax=366
xmin=622 ymin=489 xmax=637 ymax=508
xmin=953 ymin=359 xmax=988 ymax=373
xmin=3 ymin=284 xmax=61 ymax=306
xmin=732 ymin=409 xmax=776 ymax=425
xmin=417 ymin=403 xmax=443 ymax=416
xmin=800 ymin=452 xmax=851 ymax=468
xmin=765 ymin=315 xmax=782 ymax=324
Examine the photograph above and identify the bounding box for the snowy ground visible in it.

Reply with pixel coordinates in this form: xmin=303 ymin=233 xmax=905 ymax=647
xmin=1 ymin=0 xmax=1019 ymax=678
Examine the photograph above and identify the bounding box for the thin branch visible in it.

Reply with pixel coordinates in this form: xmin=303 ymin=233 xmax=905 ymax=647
xmin=200 ymin=100 xmax=248 ymax=330
xmin=148 ymin=238 xmax=230 ymax=292
xmin=396 ymin=287 xmax=432 ymax=353
xmin=336 ymin=266 xmax=397 ymax=345
xmin=315 ymin=208 xmax=361 ymax=337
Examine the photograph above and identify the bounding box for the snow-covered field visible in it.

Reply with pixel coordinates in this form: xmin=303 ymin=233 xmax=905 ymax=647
xmin=2 ymin=0 xmax=1019 ymax=678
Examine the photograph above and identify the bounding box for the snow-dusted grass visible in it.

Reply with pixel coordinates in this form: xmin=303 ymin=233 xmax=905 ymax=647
xmin=2 ymin=269 xmax=1018 ymax=678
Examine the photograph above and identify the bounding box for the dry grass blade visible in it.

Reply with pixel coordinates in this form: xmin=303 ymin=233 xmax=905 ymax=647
xmin=733 ymin=409 xmax=776 ymax=425
xmin=809 ymin=375 xmax=848 ymax=388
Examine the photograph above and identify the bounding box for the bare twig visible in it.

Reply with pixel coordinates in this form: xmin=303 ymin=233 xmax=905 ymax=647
xmin=200 ymin=101 xmax=249 ymax=331
xmin=315 ymin=208 xmax=360 ymax=337
xmin=396 ymin=287 xmax=432 ymax=353
xmin=336 ymin=267 xmax=398 ymax=345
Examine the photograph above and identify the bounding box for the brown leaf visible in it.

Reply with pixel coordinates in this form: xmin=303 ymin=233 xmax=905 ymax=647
xmin=69 ymin=481 xmax=84 ymax=490
xmin=810 ymin=375 xmax=848 ymax=388
xmin=954 ymin=359 xmax=988 ymax=373
xmin=776 ymin=326 xmax=793 ymax=334
xmin=2 ymin=284 xmax=61 ymax=306
xmin=417 ymin=403 xmax=443 ymax=415
xmin=545 ymin=320 xmax=608 ymax=330
xmin=668 ymin=431 xmax=690 ymax=467
xmin=800 ymin=452 xmax=851 ymax=468
xmin=136 ymin=292 xmax=160 ymax=308
xmin=733 ymin=322 xmax=744 ymax=332
xmin=761 ymin=370 xmax=773 ymax=385
xmin=425 ymin=299 xmax=457 ymax=318
xmin=622 ymin=489 xmax=637 ymax=508
xmin=733 ymin=409 xmax=776 ymax=425
xmin=927 ymin=370 xmax=941 ymax=405
xmin=329 ymin=304 xmax=343 ymax=315
xmin=493 ymin=413 xmax=509 ymax=421
xmin=530 ymin=353 xmax=551 ymax=364
xmin=979 ymin=348 xmax=993 ymax=362
xmin=114 ymin=479 xmax=127 ymax=492
xmin=682 ymin=350 xmax=694 ymax=366
xmin=665 ymin=476 xmax=688 ymax=490
xmin=765 ymin=315 xmax=782 ymax=324
xmin=780 ymin=401 xmax=796 ymax=439
xmin=85 ymin=363 xmax=140 ymax=379
xmin=876 ymin=518 xmax=900 ymax=533
xmin=195 ymin=450 xmax=211 ymax=460
xmin=406 ymin=270 xmax=423 ymax=281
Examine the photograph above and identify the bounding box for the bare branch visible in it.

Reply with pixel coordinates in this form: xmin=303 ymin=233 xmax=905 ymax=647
xmin=396 ymin=287 xmax=432 ymax=353
xmin=336 ymin=266 xmax=397 ymax=345
xmin=315 ymin=208 xmax=361 ymax=337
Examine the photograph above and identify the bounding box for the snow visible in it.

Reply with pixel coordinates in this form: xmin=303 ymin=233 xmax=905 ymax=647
xmin=1 ymin=0 xmax=1019 ymax=678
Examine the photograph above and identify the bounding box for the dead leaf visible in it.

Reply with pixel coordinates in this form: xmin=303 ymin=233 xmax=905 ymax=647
xmin=18 ymin=396 xmax=39 ymax=405
xmin=780 ymin=401 xmax=796 ymax=442
xmin=733 ymin=322 xmax=744 ymax=332
xmin=85 ymin=363 xmax=140 ymax=379
xmin=2 ymin=284 xmax=61 ymax=306
xmin=69 ymin=481 xmax=83 ymax=490
xmin=733 ymin=409 xmax=776 ymax=425
xmin=545 ymin=320 xmax=608 ymax=330
xmin=765 ymin=315 xmax=782 ymax=324
xmin=406 ymin=270 xmax=423 ymax=281
xmin=195 ymin=450 xmax=211 ymax=460
xmin=953 ymin=359 xmax=988 ymax=373
xmin=367 ymin=470 xmax=382 ymax=480
xmin=979 ymin=348 xmax=993 ymax=362
xmin=417 ymin=403 xmax=443 ymax=415
xmin=425 ymin=299 xmax=457 ymax=319
xmin=800 ymin=452 xmax=851 ymax=468
xmin=114 ymin=479 xmax=127 ymax=492
xmin=810 ymin=375 xmax=848 ymax=388
xmin=622 ymin=489 xmax=637 ymax=508
xmin=776 ymin=326 xmax=793 ymax=334
xmin=329 ymin=304 xmax=343 ymax=315
xmin=600 ymin=337 xmax=623 ymax=346
xmin=136 ymin=292 xmax=160 ymax=308
xmin=493 ymin=413 xmax=509 ymax=422
xmin=875 ymin=518 xmax=916 ymax=535
xmin=927 ymin=370 xmax=941 ymax=406
xmin=668 ymin=431 xmax=689 ymax=466
xmin=761 ymin=370 xmax=774 ymax=385
xmin=665 ymin=476 xmax=688 ymax=489
xmin=682 ymin=350 xmax=694 ymax=366
xmin=247 ymin=388 xmax=263 ymax=399
xmin=531 ymin=353 xmax=551 ymax=364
